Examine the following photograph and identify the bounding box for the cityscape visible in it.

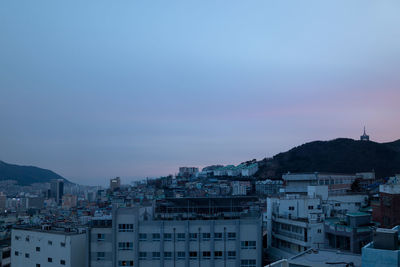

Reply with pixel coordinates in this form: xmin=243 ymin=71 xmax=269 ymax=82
xmin=0 ymin=131 xmax=398 ymax=266
xmin=2 ymin=1 xmax=400 ymax=267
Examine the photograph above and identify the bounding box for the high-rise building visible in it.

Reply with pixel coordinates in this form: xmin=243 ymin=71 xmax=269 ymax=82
xmin=0 ymin=192 xmax=6 ymax=212
xmin=110 ymin=177 xmax=121 ymax=192
xmin=50 ymin=179 xmax=64 ymax=205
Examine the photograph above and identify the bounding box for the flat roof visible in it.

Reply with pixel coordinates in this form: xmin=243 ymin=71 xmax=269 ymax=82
xmin=376 ymin=228 xmax=398 ymax=234
xmin=13 ymin=226 xmax=84 ymax=236
xmin=289 ymin=249 xmax=362 ymax=267
xmin=346 ymin=212 xmax=370 ymax=217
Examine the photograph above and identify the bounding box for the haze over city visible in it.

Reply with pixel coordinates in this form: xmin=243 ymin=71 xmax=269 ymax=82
xmin=1 ymin=0 xmax=400 ymax=185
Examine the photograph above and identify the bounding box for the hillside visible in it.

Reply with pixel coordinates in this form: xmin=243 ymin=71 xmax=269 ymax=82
xmin=256 ymin=138 xmax=400 ymax=179
xmin=0 ymin=160 xmax=67 ymax=185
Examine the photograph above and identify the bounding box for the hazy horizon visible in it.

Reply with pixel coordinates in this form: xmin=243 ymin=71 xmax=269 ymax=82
xmin=1 ymin=0 xmax=400 ymax=185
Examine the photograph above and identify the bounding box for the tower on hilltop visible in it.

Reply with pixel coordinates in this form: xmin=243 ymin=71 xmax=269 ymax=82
xmin=360 ymin=126 xmax=370 ymax=141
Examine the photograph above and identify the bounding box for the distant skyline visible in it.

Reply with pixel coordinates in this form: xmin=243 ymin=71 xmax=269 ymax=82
xmin=1 ymin=1 xmax=400 ymax=185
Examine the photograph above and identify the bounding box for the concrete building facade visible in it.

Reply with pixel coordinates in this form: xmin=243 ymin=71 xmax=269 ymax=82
xmin=11 ymin=226 xmax=87 ymax=267
xmin=90 ymin=203 xmax=262 ymax=267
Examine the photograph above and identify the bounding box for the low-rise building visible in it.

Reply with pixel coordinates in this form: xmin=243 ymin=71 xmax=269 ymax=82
xmin=267 ymin=194 xmax=325 ymax=254
xmin=11 ymin=225 xmax=87 ymax=267
xmin=362 ymin=226 xmax=400 ymax=267
xmin=282 ymin=172 xmax=374 ymax=194
xmin=324 ymin=212 xmax=373 ymax=254
xmin=373 ymin=182 xmax=400 ymax=228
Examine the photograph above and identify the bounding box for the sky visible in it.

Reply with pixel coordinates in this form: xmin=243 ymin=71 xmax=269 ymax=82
xmin=1 ymin=1 xmax=400 ymax=185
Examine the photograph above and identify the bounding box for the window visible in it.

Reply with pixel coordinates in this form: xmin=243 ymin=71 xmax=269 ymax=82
xmin=214 ymin=251 xmax=223 ymax=259
xmin=324 ymin=179 xmax=329 ymax=185
xmin=189 ymin=233 xmax=197 ymax=240
xmin=118 ymin=242 xmax=133 ymax=251
xmin=60 ymin=242 xmax=66 ymax=247
xmin=241 ymin=241 xmax=256 ymax=249
xmin=189 ymin=251 xmax=197 ymax=259
xmin=330 ymin=179 xmax=334 ymax=185
xmin=36 ymin=247 xmax=40 ymax=252
xmin=241 ymin=259 xmax=256 ymax=267
xmin=317 ymin=229 xmax=322 ymax=233
xmin=139 ymin=233 xmax=147 ymax=241
xmin=25 ymin=236 xmax=30 ymax=242
xmin=164 ymin=233 xmax=172 ymax=241
xmin=15 ymin=236 xmax=20 ymax=240
xmin=2 ymin=250 xmax=10 ymax=259
xmin=25 ymin=253 xmax=30 ymax=258
xmin=48 ymin=258 xmax=53 ymax=263
xmin=118 ymin=261 xmax=134 ymax=266
xmin=308 ymin=206 xmax=314 ymax=210
xmin=97 ymin=252 xmax=105 ymax=260
xmin=97 ymin=233 xmax=105 ymax=241
xmin=60 ymin=260 xmax=66 ymax=265
xmin=139 ymin=252 xmax=147 ymax=260
xmin=202 ymin=251 xmax=211 ymax=259
xmin=319 ymin=180 xmax=324 ymax=185
xmin=335 ymin=203 xmax=341 ymax=207
xmin=292 ymin=226 xmax=302 ymax=234
xmin=177 ymin=233 xmax=185 ymax=241
xmin=288 ymin=206 xmax=295 ymax=211
xmin=228 ymin=251 xmax=236 ymax=259
xmin=152 ymin=252 xmax=160 ymax=260
xmin=152 ymin=233 xmax=161 ymax=241
xmin=36 ymin=264 xmax=40 ymax=267
xmin=214 ymin=232 xmax=223 ymax=240
xmin=202 ymin=233 xmax=211 ymax=240
xmin=177 ymin=251 xmax=185 ymax=259
xmin=14 ymin=251 xmax=19 ymax=256
xmin=118 ymin=224 xmax=133 ymax=232
xmin=48 ymin=240 xmax=53 ymax=245
xmin=164 ymin=251 xmax=172 ymax=260
xmin=228 ymin=232 xmax=236 ymax=240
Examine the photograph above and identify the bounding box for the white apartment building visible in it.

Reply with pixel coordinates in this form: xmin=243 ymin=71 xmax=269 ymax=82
xmin=11 ymin=226 xmax=87 ymax=267
xmin=267 ymin=186 xmax=369 ymax=256
xmin=241 ymin=164 xmax=258 ymax=177
xmin=267 ymin=194 xmax=325 ymax=255
xmin=90 ymin=204 xmax=262 ymax=267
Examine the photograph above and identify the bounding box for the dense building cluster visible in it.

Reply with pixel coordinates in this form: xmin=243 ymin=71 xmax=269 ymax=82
xmin=0 ymin=163 xmax=399 ymax=267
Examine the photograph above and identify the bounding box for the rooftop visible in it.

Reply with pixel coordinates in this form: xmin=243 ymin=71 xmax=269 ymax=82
xmin=13 ymin=225 xmax=85 ymax=236
xmin=288 ymin=249 xmax=362 ymax=267
xmin=346 ymin=212 xmax=370 ymax=217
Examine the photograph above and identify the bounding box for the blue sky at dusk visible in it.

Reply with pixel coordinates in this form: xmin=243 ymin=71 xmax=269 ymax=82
xmin=1 ymin=0 xmax=399 ymax=185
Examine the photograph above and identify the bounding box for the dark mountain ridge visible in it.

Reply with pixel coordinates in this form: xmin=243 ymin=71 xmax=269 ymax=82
xmin=256 ymin=138 xmax=400 ymax=179
xmin=0 ymin=160 xmax=67 ymax=185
